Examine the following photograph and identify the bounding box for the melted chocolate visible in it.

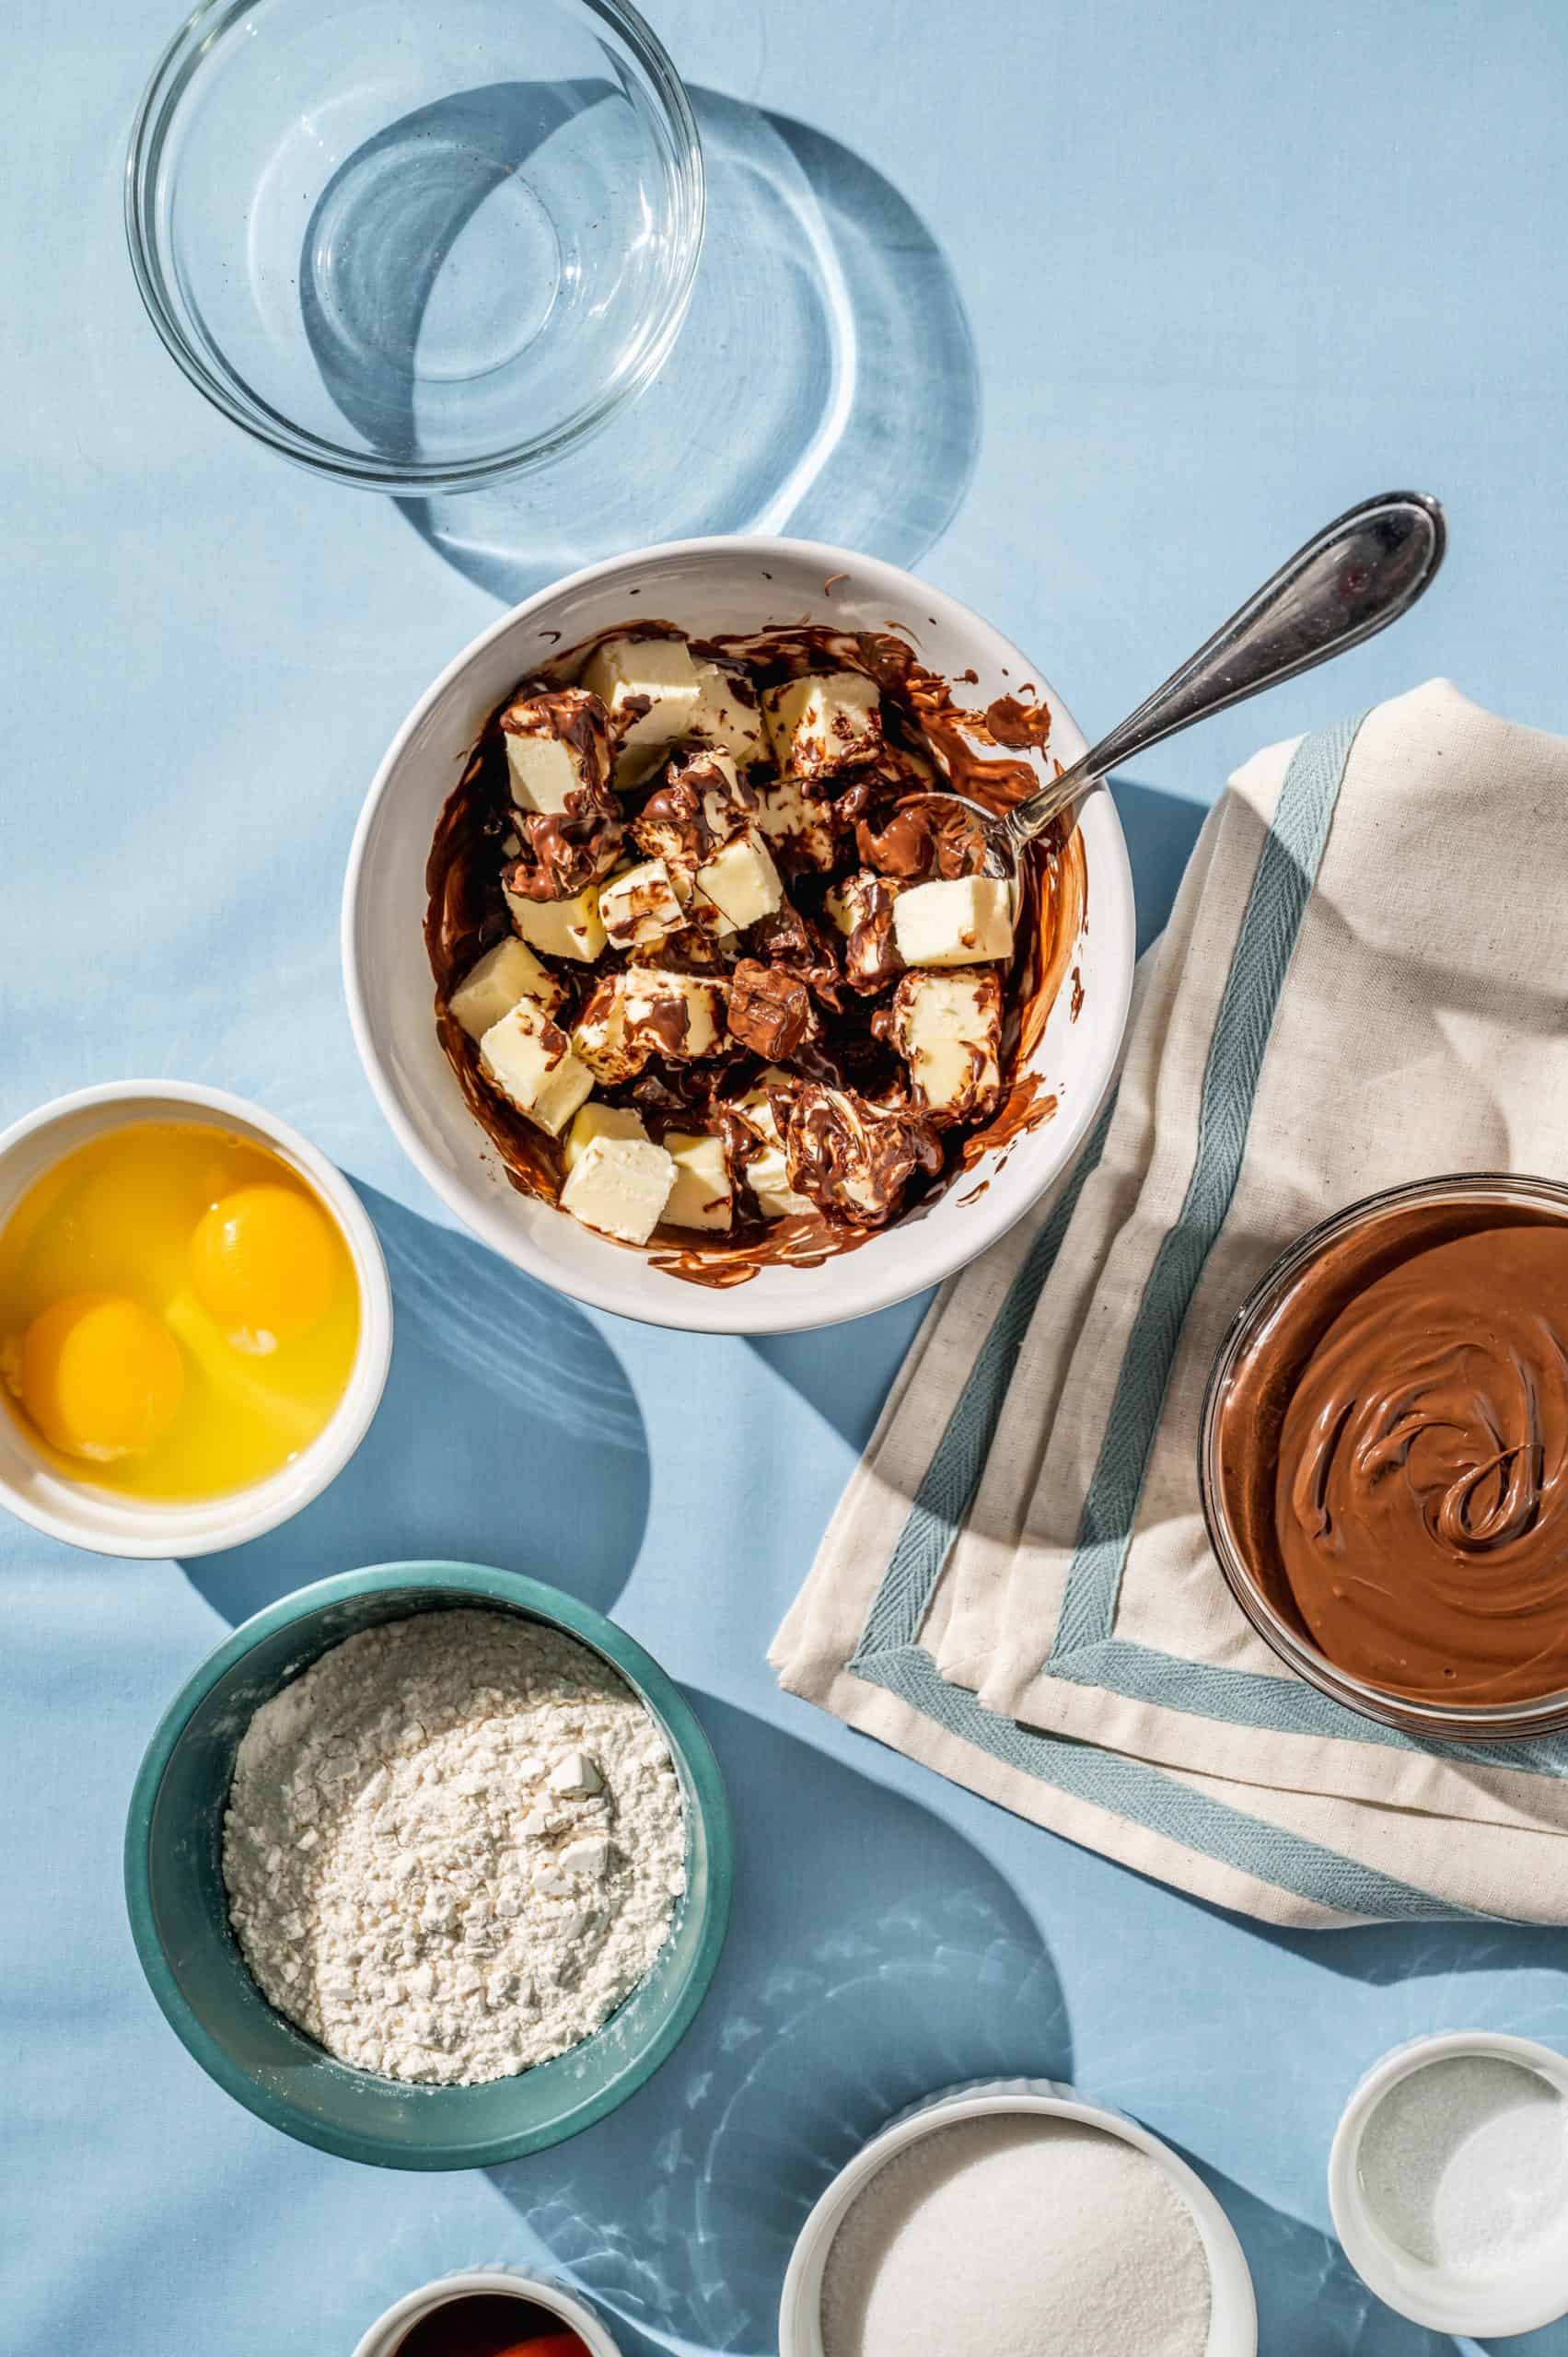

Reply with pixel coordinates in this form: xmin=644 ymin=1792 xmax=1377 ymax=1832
xmin=1216 ymin=1194 xmax=1568 ymax=1706
xmin=424 ymin=621 xmax=1088 ymax=1283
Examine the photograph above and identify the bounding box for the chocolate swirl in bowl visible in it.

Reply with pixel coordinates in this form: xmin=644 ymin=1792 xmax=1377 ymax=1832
xmin=1276 ymin=1224 xmax=1568 ymax=1705
xmin=1214 ymin=1186 xmax=1568 ymax=1711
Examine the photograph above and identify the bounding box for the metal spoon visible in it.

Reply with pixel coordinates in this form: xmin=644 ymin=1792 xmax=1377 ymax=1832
xmin=928 ymin=490 xmax=1446 ymax=878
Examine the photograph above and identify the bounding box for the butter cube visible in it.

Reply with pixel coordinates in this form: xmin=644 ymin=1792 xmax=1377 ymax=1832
xmin=755 ymin=772 xmax=838 ymax=871
xmin=506 ymin=881 xmax=608 ymax=963
xmin=663 ymin=1131 xmax=734 ymax=1231
xmin=824 ymin=868 xmax=904 ymax=993
xmin=572 ymin=978 xmax=643 ymax=1085
xmin=580 ymin=633 xmax=702 ymax=784
xmin=563 ymin=1101 xmax=650 ymax=1172
xmin=691 ymin=659 xmax=766 ymax=764
xmin=892 ymin=876 xmax=1014 ymax=968
xmin=761 ymin=670 xmax=882 ymax=780
xmin=732 ymin=1085 xmax=813 ymax=1219
xmin=890 ymin=968 xmax=1004 ymax=1121
xmin=499 ymin=686 xmax=611 ymax=816
xmin=447 ymin=937 xmax=563 ymax=1040
xmin=694 ymin=829 xmax=784 ymax=930
xmin=622 ymin=967 xmax=726 ymax=1058
xmin=598 ymin=857 xmax=688 ymax=952
xmin=668 ymin=865 xmax=738 ymax=941
xmin=573 ymin=969 xmax=728 ymax=1083
xmin=479 ymin=1001 xmax=594 ymax=1137
xmin=559 ymin=1135 xmax=677 ymax=1245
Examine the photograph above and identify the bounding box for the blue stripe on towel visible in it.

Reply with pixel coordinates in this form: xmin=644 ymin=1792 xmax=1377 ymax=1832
xmin=1051 ymin=713 xmax=1365 ymax=1657
xmin=849 ymin=1641 xmax=1498 ymax=1924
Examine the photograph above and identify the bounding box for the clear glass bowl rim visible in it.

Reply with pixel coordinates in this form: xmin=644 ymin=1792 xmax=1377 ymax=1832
xmin=122 ymin=0 xmax=706 ymax=493
xmin=1198 ymin=1170 xmax=1568 ymax=1743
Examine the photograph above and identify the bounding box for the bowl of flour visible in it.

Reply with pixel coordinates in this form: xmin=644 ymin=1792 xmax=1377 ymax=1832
xmin=779 ymin=2078 xmax=1257 ymax=2357
xmin=124 ymin=1559 xmax=732 ymax=2167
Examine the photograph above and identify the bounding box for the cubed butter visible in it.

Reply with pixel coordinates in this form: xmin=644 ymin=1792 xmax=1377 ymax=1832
xmin=479 ymin=1000 xmax=594 ymax=1137
xmin=506 ymin=880 xmax=608 ymax=963
xmin=622 ymin=967 xmax=727 ymax=1059
xmin=572 ymin=977 xmax=642 ymax=1085
xmin=499 ymin=686 xmax=611 ymax=816
xmin=761 ymin=670 xmax=882 ymax=779
xmin=755 ymin=772 xmax=838 ymax=871
xmin=694 ymin=829 xmax=784 ymax=929
xmin=580 ymin=633 xmax=702 ymax=784
xmin=563 ymin=1101 xmax=650 ymax=1172
xmin=447 ymin=937 xmax=563 ymax=1040
xmin=732 ymin=1085 xmax=814 ymax=1219
xmin=598 ymin=857 xmax=688 ymax=951
xmin=892 ymin=875 xmax=1014 ymax=968
xmin=890 ymin=967 xmax=1004 ymax=1120
xmin=662 ymin=1131 xmax=734 ymax=1231
xmin=691 ymin=659 xmax=766 ymax=764
xmin=668 ymin=863 xmax=738 ymax=940
xmin=573 ymin=968 xmax=728 ymax=1082
xmin=559 ymin=1135 xmax=677 ymax=1245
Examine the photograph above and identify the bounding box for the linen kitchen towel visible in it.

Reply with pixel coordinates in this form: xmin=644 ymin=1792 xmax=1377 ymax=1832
xmin=772 ymin=681 xmax=1568 ymax=1928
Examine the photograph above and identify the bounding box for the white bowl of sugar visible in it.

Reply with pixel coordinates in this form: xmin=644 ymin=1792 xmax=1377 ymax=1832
xmin=1329 ymin=2029 xmax=1568 ymax=2336
xmin=779 ymin=2075 xmax=1257 ymax=2357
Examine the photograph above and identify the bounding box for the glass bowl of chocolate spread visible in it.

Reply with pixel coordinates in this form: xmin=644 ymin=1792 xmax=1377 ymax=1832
xmin=1201 ymin=1173 xmax=1568 ymax=1738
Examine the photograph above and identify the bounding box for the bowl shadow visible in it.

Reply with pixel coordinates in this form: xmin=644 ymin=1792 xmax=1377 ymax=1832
xmin=392 ymin=85 xmax=981 ymax=600
xmin=299 ymin=77 xmax=615 ymax=471
xmin=485 ymin=1693 xmax=1072 ymax=2357
xmin=179 ymin=1181 xmax=649 ymax=1628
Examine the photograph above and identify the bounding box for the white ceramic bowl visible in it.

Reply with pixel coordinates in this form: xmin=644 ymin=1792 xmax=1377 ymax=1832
xmin=0 ymin=1081 xmax=392 ymax=1557
xmin=779 ymin=2076 xmax=1256 ymax=2356
xmin=343 ymin=537 xmax=1135 ymax=1333
xmin=1329 ymin=2029 xmax=1568 ymax=2336
xmin=352 ymin=2268 xmax=621 ymax=2357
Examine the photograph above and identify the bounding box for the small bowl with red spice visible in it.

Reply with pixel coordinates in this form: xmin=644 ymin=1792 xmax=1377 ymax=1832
xmin=352 ymin=2267 xmax=620 ymax=2357
xmin=344 ymin=538 xmax=1135 ymax=1332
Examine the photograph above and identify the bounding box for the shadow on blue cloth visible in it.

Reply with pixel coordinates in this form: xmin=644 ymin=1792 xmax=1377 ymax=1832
xmin=296 ymin=79 xmax=978 ymax=598
xmin=1110 ymin=772 xmax=1210 ymax=957
xmin=487 ymin=1691 xmax=1071 ymax=2357
xmin=179 ymin=1182 xmax=648 ymax=1628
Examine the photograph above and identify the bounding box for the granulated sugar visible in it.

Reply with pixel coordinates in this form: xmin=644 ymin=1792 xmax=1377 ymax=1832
xmin=1357 ymin=2054 xmax=1568 ymax=2275
xmin=819 ymin=2113 xmax=1212 ymax=2357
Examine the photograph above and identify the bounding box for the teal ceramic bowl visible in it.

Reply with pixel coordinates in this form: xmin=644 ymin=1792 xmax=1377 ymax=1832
xmin=124 ymin=1561 xmax=732 ymax=2169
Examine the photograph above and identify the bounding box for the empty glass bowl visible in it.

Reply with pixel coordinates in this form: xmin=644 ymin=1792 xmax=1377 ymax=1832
xmin=125 ymin=0 xmax=704 ymax=491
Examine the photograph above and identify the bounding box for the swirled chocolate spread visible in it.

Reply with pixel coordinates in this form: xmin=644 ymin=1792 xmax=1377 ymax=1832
xmin=1217 ymin=1194 xmax=1568 ymax=1705
xmin=424 ymin=618 xmax=1085 ymax=1283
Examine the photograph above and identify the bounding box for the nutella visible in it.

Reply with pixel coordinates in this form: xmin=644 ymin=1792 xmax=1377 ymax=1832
xmin=1216 ymin=1191 xmax=1568 ymax=1706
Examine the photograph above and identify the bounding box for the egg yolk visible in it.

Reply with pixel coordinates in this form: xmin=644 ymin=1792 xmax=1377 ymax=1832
xmin=188 ymin=1184 xmax=340 ymax=1353
xmin=19 ymin=1293 xmax=185 ymax=1462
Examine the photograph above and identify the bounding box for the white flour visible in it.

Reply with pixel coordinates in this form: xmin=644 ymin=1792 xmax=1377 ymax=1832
xmin=820 ymin=2115 xmax=1212 ymax=2357
xmin=223 ymin=1610 xmax=687 ymax=2086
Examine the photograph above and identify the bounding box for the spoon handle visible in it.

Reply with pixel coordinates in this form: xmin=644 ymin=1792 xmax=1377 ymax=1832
xmin=1007 ymin=490 xmax=1446 ymax=845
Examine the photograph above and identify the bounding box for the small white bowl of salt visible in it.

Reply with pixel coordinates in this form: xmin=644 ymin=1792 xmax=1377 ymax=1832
xmin=778 ymin=2075 xmax=1257 ymax=2357
xmin=1329 ymin=2029 xmax=1568 ymax=2337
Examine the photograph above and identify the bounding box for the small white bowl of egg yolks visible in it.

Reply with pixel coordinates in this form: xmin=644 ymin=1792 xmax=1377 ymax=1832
xmin=0 ymin=1081 xmax=391 ymax=1557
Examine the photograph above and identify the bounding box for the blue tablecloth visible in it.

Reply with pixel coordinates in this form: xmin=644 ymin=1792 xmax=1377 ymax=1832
xmin=7 ymin=4 xmax=1568 ymax=2350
